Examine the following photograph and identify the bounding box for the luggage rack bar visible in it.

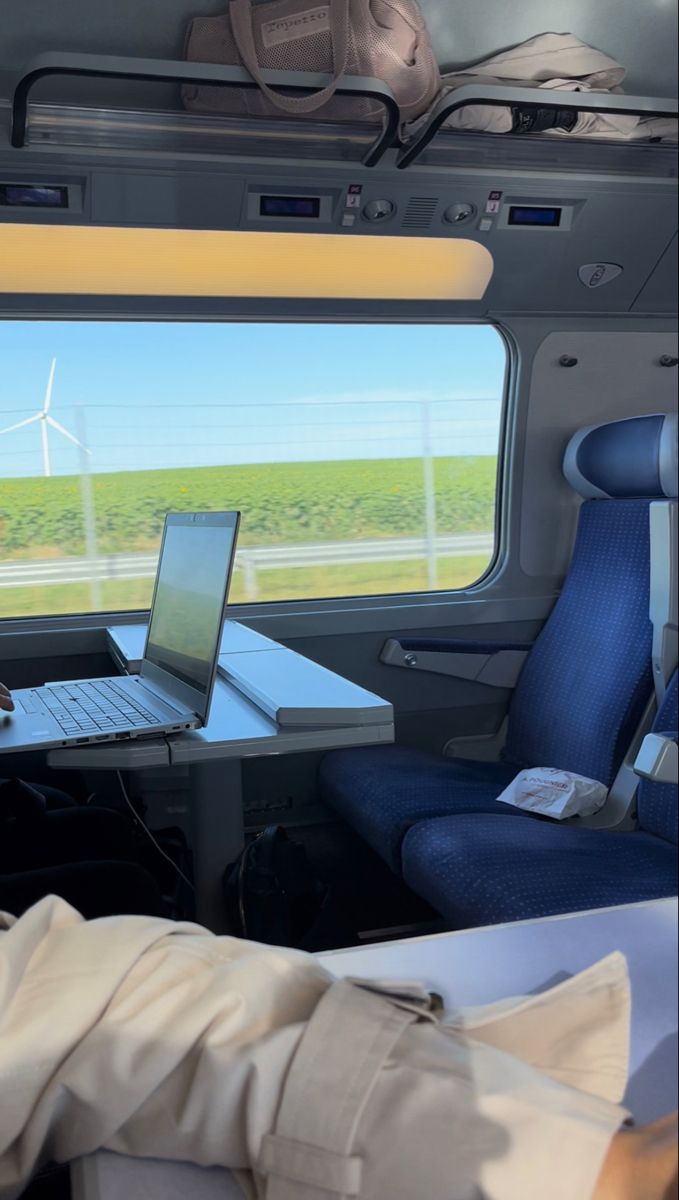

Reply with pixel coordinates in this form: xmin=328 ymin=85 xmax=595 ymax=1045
xmin=9 ymin=56 xmax=678 ymax=178
xmin=14 ymin=103 xmax=379 ymax=164
xmin=11 ymin=51 xmax=400 ymax=167
xmin=397 ymin=84 xmax=678 ymax=168
xmin=404 ymin=128 xmax=678 ymax=180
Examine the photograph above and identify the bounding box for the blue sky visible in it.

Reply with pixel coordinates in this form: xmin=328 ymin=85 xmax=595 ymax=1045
xmin=0 ymin=322 xmax=505 ymax=478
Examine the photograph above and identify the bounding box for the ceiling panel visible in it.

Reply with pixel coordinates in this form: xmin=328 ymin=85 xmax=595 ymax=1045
xmin=0 ymin=0 xmax=676 ymax=109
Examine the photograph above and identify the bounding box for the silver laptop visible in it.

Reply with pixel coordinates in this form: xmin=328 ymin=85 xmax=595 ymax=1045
xmin=0 ymin=511 xmax=240 ymax=754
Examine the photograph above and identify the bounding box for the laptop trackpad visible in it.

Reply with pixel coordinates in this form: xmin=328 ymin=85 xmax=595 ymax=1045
xmin=0 ymin=710 xmax=65 ymax=750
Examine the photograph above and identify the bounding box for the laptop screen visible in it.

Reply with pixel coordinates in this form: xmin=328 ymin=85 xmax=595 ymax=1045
xmin=143 ymin=512 xmax=240 ymax=715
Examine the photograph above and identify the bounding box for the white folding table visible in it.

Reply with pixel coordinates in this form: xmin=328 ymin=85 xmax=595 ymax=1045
xmin=71 ymin=897 xmax=678 ymax=1200
xmin=47 ymin=622 xmax=394 ymax=931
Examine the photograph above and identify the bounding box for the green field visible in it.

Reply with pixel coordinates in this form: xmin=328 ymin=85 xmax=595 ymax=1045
xmin=0 ymin=554 xmax=491 ymax=619
xmin=0 ymin=456 xmax=496 ymax=617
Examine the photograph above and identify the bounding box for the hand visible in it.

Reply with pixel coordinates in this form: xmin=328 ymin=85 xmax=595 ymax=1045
xmin=0 ymin=682 xmax=14 ymax=713
xmin=594 ymin=1112 xmax=678 ymax=1200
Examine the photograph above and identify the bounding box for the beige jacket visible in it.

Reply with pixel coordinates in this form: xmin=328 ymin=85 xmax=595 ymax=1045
xmin=437 ymin=32 xmax=676 ymax=140
xmin=0 ymin=897 xmax=631 ymax=1200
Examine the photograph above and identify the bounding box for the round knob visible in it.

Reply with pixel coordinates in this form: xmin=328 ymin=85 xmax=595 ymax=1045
xmin=363 ymin=198 xmax=396 ymax=222
xmin=443 ymin=202 xmax=476 ymax=225
xmin=404 ymin=652 xmax=418 ymax=666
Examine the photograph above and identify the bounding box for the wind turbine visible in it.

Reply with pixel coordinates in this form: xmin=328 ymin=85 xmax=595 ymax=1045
xmin=0 ymin=358 xmax=91 ymax=476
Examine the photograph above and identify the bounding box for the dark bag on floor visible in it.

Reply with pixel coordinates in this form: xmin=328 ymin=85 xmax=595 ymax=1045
xmin=223 ymin=825 xmax=351 ymax=950
xmin=0 ymin=779 xmax=46 ymax=833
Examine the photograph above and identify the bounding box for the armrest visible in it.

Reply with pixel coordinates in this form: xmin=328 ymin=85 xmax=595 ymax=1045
xmin=380 ymin=638 xmax=532 ymax=688
xmin=634 ymin=732 xmax=678 ymax=784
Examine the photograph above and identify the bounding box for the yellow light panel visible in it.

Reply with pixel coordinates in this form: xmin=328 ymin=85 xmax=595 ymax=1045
xmin=0 ymin=224 xmax=492 ymax=300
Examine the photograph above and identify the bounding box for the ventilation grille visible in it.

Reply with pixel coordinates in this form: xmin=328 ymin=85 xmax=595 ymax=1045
xmin=402 ymin=196 xmax=439 ymax=228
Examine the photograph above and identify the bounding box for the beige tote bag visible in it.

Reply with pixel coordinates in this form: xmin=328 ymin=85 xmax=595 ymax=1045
xmin=182 ymin=0 xmax=440 ymax=124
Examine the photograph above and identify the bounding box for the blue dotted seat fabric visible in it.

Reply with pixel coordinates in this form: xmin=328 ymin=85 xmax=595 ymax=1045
xmin=400 ymin=815 xmax=677 ymax=928
xmin=502 ymin=500 xmax=654 ymax=783
xmin=320 ymin=499 xmax=654 ymax=873
xmin=319 ymin=747 xmax=529 ymax=873
xmin=401 ymin=673 xmax=678 ymax=927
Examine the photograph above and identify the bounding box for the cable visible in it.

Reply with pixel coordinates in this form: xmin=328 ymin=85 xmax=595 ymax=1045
xmin=116 ymin=769 xmax=194 ymax=892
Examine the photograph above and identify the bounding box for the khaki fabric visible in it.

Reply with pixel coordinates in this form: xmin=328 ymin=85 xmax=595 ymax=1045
xmin=435 ymin=32 xmax=677 ymax=141
xmin=0 ymin=897 xmax=631 ymax=1200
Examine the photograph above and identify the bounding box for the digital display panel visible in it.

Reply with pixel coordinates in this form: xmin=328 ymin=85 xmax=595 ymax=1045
xmin=0 ymin=184 xmax=69 ymax=209
xmin=259 ymin=195 xmax=321 ymax=218
xmin=508 ymin=206 xmax=561 ymax=227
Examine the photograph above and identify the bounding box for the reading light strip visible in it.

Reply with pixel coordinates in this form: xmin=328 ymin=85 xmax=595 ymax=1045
xmin=0 ymin=224 xmax=493 ymax=300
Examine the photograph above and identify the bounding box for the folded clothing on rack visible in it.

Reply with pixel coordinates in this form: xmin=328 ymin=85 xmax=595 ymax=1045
xmin=434 ymin=32 xmax=677 ymax=141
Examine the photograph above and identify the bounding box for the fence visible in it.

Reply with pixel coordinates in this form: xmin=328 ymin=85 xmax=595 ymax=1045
xmin=0 ymin=394 xmax=501 ymax=610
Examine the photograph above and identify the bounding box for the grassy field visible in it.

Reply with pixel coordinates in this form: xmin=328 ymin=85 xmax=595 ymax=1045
xmin=0 ymin=553 xmax=492 ymax=619
xmin=0 ymin=456 xmax=496 ymax=617
xmin=0 ymin=456 xmax=496 ymax=556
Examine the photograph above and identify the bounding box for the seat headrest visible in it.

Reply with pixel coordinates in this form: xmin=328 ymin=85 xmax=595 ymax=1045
xmin=563 ymin=413 xmax=678 ymax=499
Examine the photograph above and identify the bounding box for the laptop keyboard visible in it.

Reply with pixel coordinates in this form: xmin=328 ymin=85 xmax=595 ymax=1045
xmin=37 ymin=681 xmax=161 ymax=737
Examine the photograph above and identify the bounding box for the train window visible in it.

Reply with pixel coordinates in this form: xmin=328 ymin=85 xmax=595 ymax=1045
xmin=0 ymin=321 xmax=506 ymax=618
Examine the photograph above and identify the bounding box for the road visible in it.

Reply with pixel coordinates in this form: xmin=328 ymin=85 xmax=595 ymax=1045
xmin=0 ymin=533 xmax=493 ymax=588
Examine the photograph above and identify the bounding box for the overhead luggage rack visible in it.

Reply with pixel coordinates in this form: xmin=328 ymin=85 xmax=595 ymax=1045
xmin=9 ymin=102 xmax=382 ymax=165
xmin=9 ymin=52 xmax=400 ymax=167
xmin=396 ymin=84 xmax=678 ymax=170
xmin=6 ymin=52 xmax=678 ymax=177
xmin=397 ymin=126 xmax=678 ymax=180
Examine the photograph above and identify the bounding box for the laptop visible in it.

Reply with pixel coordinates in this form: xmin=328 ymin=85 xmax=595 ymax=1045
xmin=0 ymin=511 xmax=240 ymax=754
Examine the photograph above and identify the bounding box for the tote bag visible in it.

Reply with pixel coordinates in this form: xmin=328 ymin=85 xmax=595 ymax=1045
xmin=183 ymin=0 xmax=440 ymax=124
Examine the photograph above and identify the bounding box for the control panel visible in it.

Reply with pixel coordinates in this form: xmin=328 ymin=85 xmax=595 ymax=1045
xmin=0 ymin=173 xmax=582 ymax=239
xmin=0 ymin=157 xmax=674 ymax=314
xmin=238 ymin=180 xmax=584 ymax=238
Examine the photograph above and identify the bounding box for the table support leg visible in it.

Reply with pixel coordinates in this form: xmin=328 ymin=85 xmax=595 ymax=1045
xmin=189 ymin=760 xmax=244 ymax=933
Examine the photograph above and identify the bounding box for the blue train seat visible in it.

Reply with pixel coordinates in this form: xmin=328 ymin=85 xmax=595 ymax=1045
xmin=320 ymin=413 xmax=678 ymax=873
xmin=401 ymin=673 xmax=678 ymax=926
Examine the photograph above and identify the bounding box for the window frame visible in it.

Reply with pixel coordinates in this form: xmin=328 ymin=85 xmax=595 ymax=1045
xmin=0 ymin=309 xmax=513 ymax=635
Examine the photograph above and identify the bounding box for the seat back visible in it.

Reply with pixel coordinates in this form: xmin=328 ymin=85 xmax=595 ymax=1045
xmin=637 ymin=671 xmax=678 ymax=844
xmin=504 ymin=413 xmax=677 ymax=786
